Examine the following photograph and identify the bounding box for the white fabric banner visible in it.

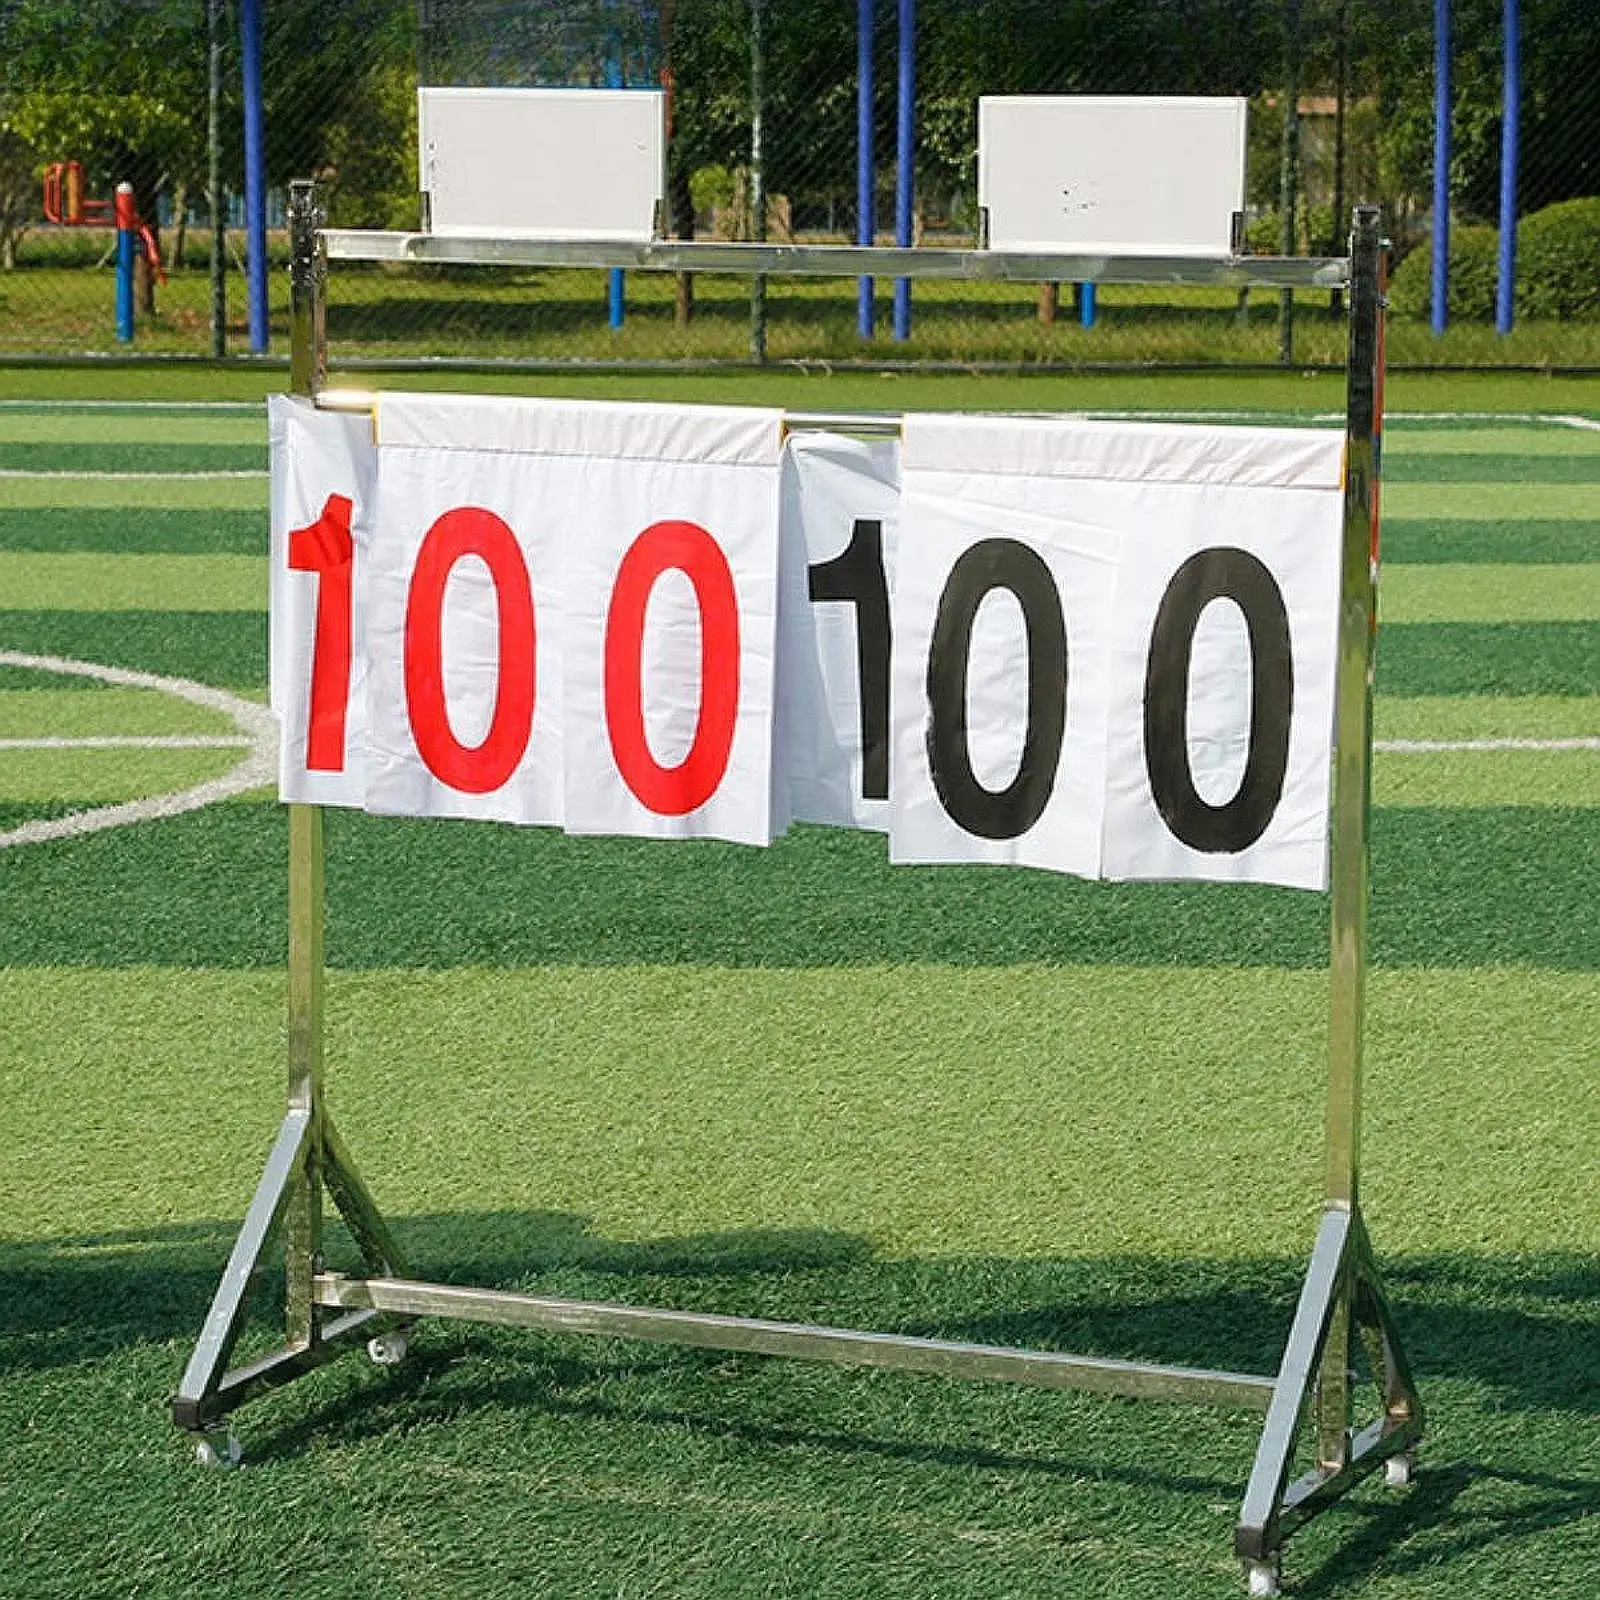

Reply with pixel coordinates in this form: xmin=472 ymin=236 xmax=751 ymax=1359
xmin=378 ymin=394 xmax=787 ymax=847
xmin=888 ymin=490 xmax=1119 ymax=877
xmin=269 ymin=396 xmax=1343 ymax=889
xmin=363 ymin=443 xmax=564 ymax=827
xmin=776 ymin=431 xmax=901 ymax=832
xmin=902 ymin=413 xmax=1343 ymax=889
xmin=268 ymin=394 xmax=376 ymax=808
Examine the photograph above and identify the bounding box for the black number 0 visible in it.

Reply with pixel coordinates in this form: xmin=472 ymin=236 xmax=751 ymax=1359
xmin=1142 ymin=547 xmax=1294 ymax=853
xmin=925 ymin=538 xmax=1066 ymax=840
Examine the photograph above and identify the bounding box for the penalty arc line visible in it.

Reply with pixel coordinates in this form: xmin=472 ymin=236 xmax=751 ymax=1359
xmin=0 ymin=650 xmax=277 ymax=851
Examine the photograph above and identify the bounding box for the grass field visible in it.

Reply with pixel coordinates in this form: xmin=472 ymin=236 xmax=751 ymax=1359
xmin=4 ymin=251 xmax=1600 ymax=367
xmin=0 ymin=369 xmax=1596 ymax=1599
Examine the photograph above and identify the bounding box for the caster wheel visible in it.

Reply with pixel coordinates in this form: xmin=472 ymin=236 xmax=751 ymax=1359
xmin=195 ymin=1430 xmax=241 ymax=1469
xmin=1384 ymin=1451 xmax=1415 ymax=1488
xmin=367 ymin=1331 xmax=409 ymax=1367
xmin=1245 ymin=1557 xmax=1281 ymax=1597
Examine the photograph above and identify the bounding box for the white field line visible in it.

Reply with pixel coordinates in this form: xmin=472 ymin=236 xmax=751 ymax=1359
xmin=0 ymin=399 xmax=262 ymax=411
xmin=1374 ymin=737 xmax=1600 ymax=753
xmin=0 ymin=651 xmax=276 ymax=851
xmin=0 ymin=468 xmax=264 ymax=480
xmin=1067 ymin=410 xmax=1600 ymax=429
xmin=0 ymin=734 xmax=252 ymax=750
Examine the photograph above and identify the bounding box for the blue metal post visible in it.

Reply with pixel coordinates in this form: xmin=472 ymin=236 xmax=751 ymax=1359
xmin=1496 ymin=0 xmax=1520 ymax=335
xmin=114 ymin=183 xmax=136 ymax=343
xmin=1080 ymin=283 xmax=1096 ymax=328
xmin=241 ymin=0 xmax=269 ymax=353
xmin=607 ymin=41 xmax=626 ymax=330
xmin=857 ymin=0 xmax=875 ymax=338
xmin=892 ymin=0 xmax=914 ymax=340
xmin=1431 ymin=0 xmax=1452 ymax=336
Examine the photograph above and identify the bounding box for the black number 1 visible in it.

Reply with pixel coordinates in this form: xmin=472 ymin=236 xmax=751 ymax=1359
xmin=808 ymin=517 xmax=891 ymax=800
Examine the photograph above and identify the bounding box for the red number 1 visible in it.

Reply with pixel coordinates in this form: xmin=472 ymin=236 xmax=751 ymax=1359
xmin=287 ymin=493 xmax=354 ymax=772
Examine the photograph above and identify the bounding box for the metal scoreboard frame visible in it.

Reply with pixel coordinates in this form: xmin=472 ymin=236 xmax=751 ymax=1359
xmin=173 ymin=187 xmax=1422 ymax=1596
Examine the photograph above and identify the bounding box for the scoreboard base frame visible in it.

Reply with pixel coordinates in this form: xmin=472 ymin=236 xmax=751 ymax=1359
xmin=172 ymin=190 xmax=1423 ymax=1597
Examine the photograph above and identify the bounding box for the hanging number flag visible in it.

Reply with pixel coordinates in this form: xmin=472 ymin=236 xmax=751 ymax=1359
xmin=889 ymin=483 xmax=1119 ymax=878
xmin=776 ymin=430 xmax=901 ymax=832
xmin=269 ymin=395 xmax=376 ymax=808
xmin=364 ymin=395 xmax=567 ymax=827
xmin=900 ymin=413 xmax=1344 ymax=890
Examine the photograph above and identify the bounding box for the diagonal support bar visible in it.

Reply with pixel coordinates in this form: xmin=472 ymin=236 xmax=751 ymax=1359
xmin=1235 ymin=1205 xmax=1425 ymax=1564
xmin=323 ymin=1116 xmax=409 ymax=1279
xmin=172 ymin=1108 xmax=312 ymax=1426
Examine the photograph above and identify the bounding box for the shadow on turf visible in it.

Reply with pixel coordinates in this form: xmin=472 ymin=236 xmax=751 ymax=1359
xmin=4 ymin=1214 xmax=1597 ymax=1590
xmin=2 ymin=1210 xmax=1595 ymax=1422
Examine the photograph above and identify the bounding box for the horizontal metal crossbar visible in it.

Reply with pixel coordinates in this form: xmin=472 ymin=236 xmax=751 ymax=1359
xmin=314 ymin=1273 xmax=1277 ymax=1410
xmin=173 ymin=1308 xmax=390 ymax=1430
xmin=321 ymin=231 xmax=1349 ymax=291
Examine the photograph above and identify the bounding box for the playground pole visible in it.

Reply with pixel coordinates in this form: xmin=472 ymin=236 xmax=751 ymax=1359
xmin=1495 ymin=0 xmax=1520 ymax=335
xmin=857 ymin=0 xmax=874 ymax=339
xmin=1431 ymin=0 xmax=1452 ymax=336
xmin=606 ymin=26 xmax=626 ymax=331
xmin=114 ymin=184 xmax=136 ymax=344
xmin=892 ymin=0 xmax=913 ymax=341
xmin=208 ymin=0 xmax=226 ymax=357
xmin=749 ymin=0 xmax=767 ymax=363
xmin=241 ymin=0 xmax=269 ymax=353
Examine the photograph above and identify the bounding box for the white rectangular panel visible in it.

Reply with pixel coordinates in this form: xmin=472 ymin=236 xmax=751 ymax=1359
xmin=269 ymin=395 xmax=376 ymax=808
xmin=978 ymin=96 xmax=1247 ymax=256
xmin=419 ymin=86 xmax=665 ymax=240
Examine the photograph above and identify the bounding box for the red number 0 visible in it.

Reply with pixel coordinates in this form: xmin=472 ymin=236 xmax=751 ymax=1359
xmin=404 ymin=507 xmax=536 ymax=794
xmin=604 ymin=519 xmax=740 ymax=816
xmin=287 ymin=493 xmax=354 ymax=772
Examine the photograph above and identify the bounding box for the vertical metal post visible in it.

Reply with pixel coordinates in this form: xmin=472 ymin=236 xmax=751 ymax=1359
xmin=606 ymin=23 xmax=627 ymax=331
xmin=856 ymin=0 xmax=875 ymax=338
xmin=1278 ymin=0 xmax=1302 ymax=364
xmin=892 ymin=0 xmax=914 ymax=340
xmin=749 ymin=0 xmax=767 ymax=363
xmin=1318 ymin=206 xmax=1384 ymax=1465
xmin=240 ymin=0 xmax=269 ymax=353
xmin=208 ymin=0 xmax=226 ymax=358
xmin=286 ymin=180 xmax=328 ymax=1349
xmin=1495 ymin=0 xmax=1520 ymax=335
xmin=1431 ymin=0 xmax=1452 ymax=336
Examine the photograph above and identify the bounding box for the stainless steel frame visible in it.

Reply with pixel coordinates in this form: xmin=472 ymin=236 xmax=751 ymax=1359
xmin=174 ymin=185 xmax=1423 ymax=1594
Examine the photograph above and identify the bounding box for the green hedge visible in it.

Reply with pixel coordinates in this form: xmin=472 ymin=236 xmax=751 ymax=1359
xmin=1391 ymin=197 xmax=1600 ymax=321
xmin=1518 ymin=197 xmax=1600 ymax=319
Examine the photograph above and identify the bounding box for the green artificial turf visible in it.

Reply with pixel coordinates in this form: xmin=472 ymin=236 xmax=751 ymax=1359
xmin=1382 ymin=452 xmax=1600 ymax=484
xmin=1381 ymin=482 xmax=1599 ymax=522
xmin=0 ymin=390 xmax=1595 ymax=1600
xmin=0 ymin=474 xmax=264 ymax=510
xmin=1374 ymin=695 xmax=1600 ymax=741
xmin=0 ymin=404 xmax=265 ymax=446
xmin=0 ymin=441 xmax=267 ymax=474
xmin=1376 ymin=622 xmax=1600 ymax=697
xmin=0 ymin=610 xmax=268 ymax=691
xmin=0 ymin=506 xmax=268 ymax=556
xmin=0 ymin=804 xmax=1594 ymax=972
xmin=0 ymin=552 xmax=266 ymax=612
xmin=1379 ymin=565 xmax=1600 ymax=624
xmin=0 ymin=687 xmax=235 ymax=737
xmin=1380 ymin=519 xmax=1599 ymax=565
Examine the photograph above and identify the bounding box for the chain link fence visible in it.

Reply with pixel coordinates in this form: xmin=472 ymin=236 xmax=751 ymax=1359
xmin=0 ymin=0 xmax=1595 ymax=366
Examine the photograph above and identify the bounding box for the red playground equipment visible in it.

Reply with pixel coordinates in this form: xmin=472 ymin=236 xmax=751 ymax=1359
xmin=44 ymin=161 xmax=167 ymax=343
xmin=43 ymin=161 xmax=167 ymax=279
